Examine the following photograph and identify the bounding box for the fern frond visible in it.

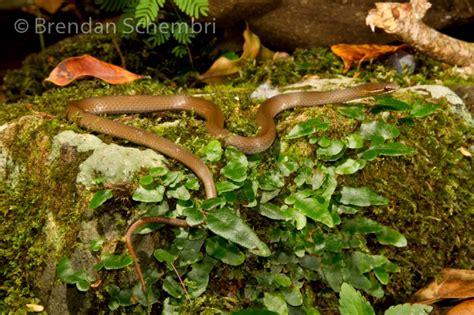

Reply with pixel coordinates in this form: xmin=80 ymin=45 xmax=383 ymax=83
xmin=171 ymin=22 xmax=194 ymax=44
xmin=135 ymin=0 xmax=166 ymax=27
xmin=146 ymin=22 xmax=172 ymax=47
xmin=95 ymin=0 xmax=130 ymax=12
xmin=171 ymin=45 xmax=188 ymax=58
xmin=173 ymin=0 xmax=209 ymax=18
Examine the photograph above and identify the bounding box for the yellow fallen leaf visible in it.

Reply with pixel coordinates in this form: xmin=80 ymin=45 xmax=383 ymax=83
xmin=458 ymin=147 xmax=472 ymax=157
xmin=199 ymin=24 xmax=262 ymax=84
xmin=35 ymin=0 xmax=63 ymax=14
xmin=26 ymin=304 xmax=44 ymax=312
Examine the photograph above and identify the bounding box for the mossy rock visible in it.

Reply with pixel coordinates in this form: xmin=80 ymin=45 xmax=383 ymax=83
xmin=1 ymin=35 xmax=473 ymax=313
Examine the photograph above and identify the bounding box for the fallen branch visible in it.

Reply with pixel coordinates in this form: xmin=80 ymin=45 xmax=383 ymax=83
xmin=366 ymin=0 xmax=474 ymax=75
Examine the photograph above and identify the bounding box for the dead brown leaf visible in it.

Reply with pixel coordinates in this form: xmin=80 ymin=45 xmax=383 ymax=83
xmin=331 ymin=44 xmax=407 ymax=72
xmin=35 ymin=0 xmax=63 ymax=14
xmin=199 ymin=24 xmax=267 ymax=84
xmin=45 ymin=54 xmax=147 ymax=86
xmin=412 ymin=269 xmax=474 ymax=304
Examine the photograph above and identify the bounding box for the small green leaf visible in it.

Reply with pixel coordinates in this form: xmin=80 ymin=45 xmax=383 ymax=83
xmin=339 ymin=283 xmax=375 ymax=315
xmin=89 ymin=189 xmax=113 ymax=209
xmin=163 ymin=171 xmax=184 ymax=187
xmin=57 ymin=256 xmax=95 ymax=292
xmin=186 ymin=256 xmax=217 ymax=298
xmin=221 ymin=154 xmax=248 ymax=182
xmin=205 ymin=236 xmax=245 ymax=266
xmin=373 ymin=96 xmax=412 ymax=111
xmin=183 ymin=207 xmax=205 ymax=226
xmin=185 ymin=176 xmax=200 ymax=190
xmin=163 ymin=275 xmax=184 ymax=298
xmin=281 ymin=286 xmax=303 ymax=306
xmin=139 ymin=174 xmax=154 ymax=186
xmin=149 ymin=166 xmax=167 ymax=177
xmin=375 ymin=227 xmax=407 ymax=247
xmin=207 ymin=207 xmax=270 ymax=257
xmin=339 ymin=187 xmax=388 ymax=207
xmin=202 ymin=197 xmax=226 ymax=210
xmin=384 ymin=304 xmax=432 ymax=315
xmin=202 ymin=140 xmax=223 ymax=162
xmin=409 ymin=102 xmax=440 ymax=118
xmin=259 ymin=203 xmax=292 ymax=221
xmin=346 ymin=133 xmax=364 ymax=149
xmin=89 ymin=239 xmax=104 ymax=252
xmin=359 ymin=121 xmax=400 ymax=141
xmin=153 ymin=249 xmax=177 ymax=266
xmin=351 ymin=252 xmax=389 ymax=273
xmin=335 ymin=159 xmax=366 ymax=175
xmin=342 ymin=218 xmax=383 ymax=234
xmin=132 ymin=185 xmax=165 ymax=203
xmin=294 ymin=196 xmax=334 ymax=227
xmin=287 ymin=118 xmax=330 ymax=139
xmin=95 ymin=253 xmax=133 ymax=270
xmin=338 ymin=105 xmax=366 ymax=120
xmin=259 ymin=170 xmax=285 ymax=191
xmin=263 ymin=292 xmax=289 ymax=315
xmin=318 ymin=136 xmax=332 ymax=147
xmin=371 ymin=143 xmax=416 ymax=156
xmin=217 ymin=181 xmax=241 ymax=193
xmin=317 ymin=140 xmax=345 ymax=160
xmin=374 ymin=267 xmax=389 ymax=285
xmin=166 ymin=185 xmax=191 ymax=200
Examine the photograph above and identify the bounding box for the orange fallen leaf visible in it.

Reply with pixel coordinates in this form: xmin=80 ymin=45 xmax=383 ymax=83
xmin=45 ymin=54 xmax=147 ymax=86
xmin=411 ymin=269 xmax=474 ymax=304
xmin=447 ymin=299 xmax=474 ymax=315
xmin=331 ymin=44 xmax=407 ymax=72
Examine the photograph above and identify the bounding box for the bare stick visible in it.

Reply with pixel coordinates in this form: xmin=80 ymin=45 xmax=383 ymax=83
xmin=366 ymin=0 xmax=474 ymax=74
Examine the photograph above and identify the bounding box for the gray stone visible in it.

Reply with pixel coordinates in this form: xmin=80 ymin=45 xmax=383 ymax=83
xmin=51 ymin=131 xmax=168 ymax=187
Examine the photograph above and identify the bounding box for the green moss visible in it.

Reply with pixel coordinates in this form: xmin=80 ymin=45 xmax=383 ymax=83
xmin=1 ymin=37 xmax=472 ymax=313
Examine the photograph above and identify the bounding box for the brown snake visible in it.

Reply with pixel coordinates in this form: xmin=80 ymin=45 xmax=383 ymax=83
xmin=66 ymin=82 xmax=398 ymax=290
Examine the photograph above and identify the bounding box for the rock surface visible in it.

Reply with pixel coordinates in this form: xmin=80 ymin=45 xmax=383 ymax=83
xmin=207 ymin=0 xmax=474 ymax=50
xmin=51 ymin=131 xmax=168 ymax=187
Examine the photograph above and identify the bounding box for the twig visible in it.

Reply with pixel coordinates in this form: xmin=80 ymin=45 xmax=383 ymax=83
xmin=366 ymin=0 xmax=474 ymax=74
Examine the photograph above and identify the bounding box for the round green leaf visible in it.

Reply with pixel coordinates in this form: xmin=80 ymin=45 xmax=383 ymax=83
xmin=89 ymin=189 xmax=113 ymax=209
xmin=359 ymin=121 xmax=400 ymax=141
xmin=202 ymin=140 xmax=223 ymax=162
xmin=132 ymin=185 xmax=165 ymax=203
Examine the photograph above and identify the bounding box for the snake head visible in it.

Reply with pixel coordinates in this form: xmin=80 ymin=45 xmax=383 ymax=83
xmin=364 ymin=82 xmax=400 ymax=96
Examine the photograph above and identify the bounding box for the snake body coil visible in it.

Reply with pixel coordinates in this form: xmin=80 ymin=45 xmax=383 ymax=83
xmin=66 ymin=83 xmax=398 ymax=199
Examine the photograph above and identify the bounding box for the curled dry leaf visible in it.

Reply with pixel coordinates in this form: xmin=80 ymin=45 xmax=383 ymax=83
xmin=199 ymin=24 xmax=269 ymax=84
xmin=331 ymin=44 xmax=407 ymax=72
xmin=45 ymin=54 xmax=147 ymax=86
xmin=458 ymin=147 xmax=472 ymax=157
xmin=411 ymin=269 xmax=474 ymax=304
xmin=199 ymin=25 xmax=260 ymax=84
